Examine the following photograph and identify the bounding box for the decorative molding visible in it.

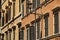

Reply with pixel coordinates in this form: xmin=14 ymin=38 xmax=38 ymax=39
xmin=25 ymin=24 xmax=30 ymax=28
xmin=12 ymin=26 xmax=16 ymax=30
xmin=21 ymin=27 xmax=25 ymax=30
xmin=5 ymin=5 xmax=8 ymax=9
xmin=52 ymin=6 xmax=60 ymax=13
xmin=5 ymin=31 xmax=8 ymax=33
xmin=8 ymin=28 xmax=12 ymax=31
xmin=44 ymin=13 xmax=49 ymax=18
xmin=17 ymin=22 xmax=21 ymax=28
xmin=8 ymin=1 xmax=12 ymax=6
xmin=2 ymin=9 xmax=5 ymax=13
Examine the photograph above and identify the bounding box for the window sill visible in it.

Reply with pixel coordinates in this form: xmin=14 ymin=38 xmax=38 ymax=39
xmin=14 ymin=12 xmax=22 ymax=19
xmin=41 ymin=33 xmax=60 ymax=40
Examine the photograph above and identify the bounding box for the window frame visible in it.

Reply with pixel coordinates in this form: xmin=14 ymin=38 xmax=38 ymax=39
xmin=53 ymin=12 xmax=59 ymax=34
xmin=26 ymin=27 xmax=30 ymax=40
xmin=44 ymin=14 xmax=49 ymax=37
xmin=19 ymin=29 xmax=24 ymax=40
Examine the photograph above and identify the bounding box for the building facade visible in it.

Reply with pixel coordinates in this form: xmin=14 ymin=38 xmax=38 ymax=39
xmin=0 ymin=0 xmax=60 ymax=40
xmin=1 ymin=0 xmax=21 ymax=40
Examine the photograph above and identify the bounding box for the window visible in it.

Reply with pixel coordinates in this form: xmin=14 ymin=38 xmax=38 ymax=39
xmin=1 ymin=12 xmax=4 ymax=26
xmin=6 ymin=10 xmax=8 ymax=23
xmin=30 ymin=22 xmax=35 ymax=40
xmin=2 ymin=34 xmax=4 ymax=40
xmin=19 ymin=30 xmax=24 ymax=40
xmin=27 ymin=28 xmax=30 ymax=40
xmin=30 ymin=21 xmax=40 ymax=40
xmin=8 ymin=7 xmax=11 ymax=20
xmin=2 ymin=15 xmax=4 ymax=26
xmin=19 ymin=0 xmax=21 ymax=12
xmin=54 ymin=12 xmax=59 ymax=33
xmin=30 ymin=26 xmax=35 ymax=40
xmin=26 ymin=24 xmax=30 ymax=40
xmin=0 ymin=12 xmax=1 ymax=19
xmin=32 ymin=0 xmax=40 ymax=10
xmin=22 ymin=4 xmax=24 ymax=18
xmin=6 ymin=32 xmax=8 ymax=40
xmin=36 ymin=21 xmax=40 ymax=39
xmin=44 ymin=14 xmax=48 ymax=37
xmin=32 ymin=0 xmax=36 ymax=10
xmin=37 ymin=0 xmax=40 ymax=8
xmin=9 ymin=31 xmax=12 ymax=40
xmin=5 ymin=6 xmax=11 ymax=23
xmin=26 ymin=0 xmax=29 ymax=14
xmin=13 ymin=2 xmax=15 ymax=18
xmin=13 ymin=29 xmax=15 ymax=40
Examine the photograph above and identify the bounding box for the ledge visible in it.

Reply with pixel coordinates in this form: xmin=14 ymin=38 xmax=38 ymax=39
xmin=41 ymin=33 xmax=60 ymax=40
